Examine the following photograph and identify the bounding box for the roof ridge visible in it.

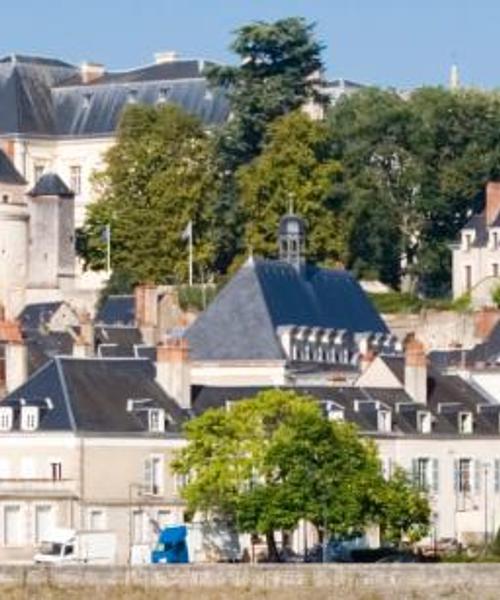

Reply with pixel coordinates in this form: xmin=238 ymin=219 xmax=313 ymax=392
xmin=55 ymin=357 xmax=77 ymax=431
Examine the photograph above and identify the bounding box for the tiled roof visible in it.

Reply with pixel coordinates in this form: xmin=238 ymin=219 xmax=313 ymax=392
xmin=95 ymin=295 xmax=135 ymax=326
xmin=0 ymin=56 xmax=229 ymax=137
xmin=186 ymin=258 xmax=388 ymax=361
xmin=29 ymin=173 xmax=73 ymax=197
xmin=0 ymin=149 xmax=25 ymax=185
xmin=2 ymin=357 xmax=185 ymax=434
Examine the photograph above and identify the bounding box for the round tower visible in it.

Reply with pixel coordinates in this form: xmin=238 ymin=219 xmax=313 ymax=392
xmin=278 ymin=212 xmax=306 ymax=271
xmin=0 ymin=150 xmax=29 ymax=319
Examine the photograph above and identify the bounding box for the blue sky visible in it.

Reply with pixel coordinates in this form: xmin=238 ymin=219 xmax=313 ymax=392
xmin=3 ymin=0 xmax=499 ymax=88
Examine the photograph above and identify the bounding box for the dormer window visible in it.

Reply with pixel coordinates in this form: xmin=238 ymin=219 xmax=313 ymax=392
xmin=458 ymin=411 xmax=473 ymax=434
xmin=21 ymin=406 xmax=39 ymax=432
xmin=417 ymin=411 xmax=432 ymax=434
xmin=377 ymin=409 xmax=392 ymax=433
xmin=148 ymin=408 xmax=165 ymax=433
xmin=127 ymin=88 xmax=138 ymax=104
xmin=157 ymin=87 xmax=170 ymax=104
xmin=463 ymin=232 xmax=473 ymax=250
xmin=0 ymin=407 xmax=13 ymax=431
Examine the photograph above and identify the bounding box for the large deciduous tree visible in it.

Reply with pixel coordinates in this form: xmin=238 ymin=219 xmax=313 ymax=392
xmin=80 ymin=104 xmax=219 ymax=284
xmin=173 ymin=390 xmax=429 ymax=560
xmin=237 ymin=111 xmax=345 ymax=265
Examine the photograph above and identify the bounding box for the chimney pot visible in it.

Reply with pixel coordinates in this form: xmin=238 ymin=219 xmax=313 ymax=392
xmin=80 ymin=62 xmax=105 ymax=84
xmin=486 ymin=182 xmax=500 ymax=226
xmin=404 ymin=334 xmax=427 ymax=405
xmin=154 ymin=51 xmax=179 ymax=64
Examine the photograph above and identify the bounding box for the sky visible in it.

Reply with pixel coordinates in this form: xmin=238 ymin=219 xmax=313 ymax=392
xmin=2 ymin=0 xmax=499 ymax=89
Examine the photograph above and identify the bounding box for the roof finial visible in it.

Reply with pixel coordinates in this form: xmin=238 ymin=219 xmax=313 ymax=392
xmin=288 ymin=192 xmax=294 ymax=215
xmin=449 ymin=55 xmax=460 ymax=91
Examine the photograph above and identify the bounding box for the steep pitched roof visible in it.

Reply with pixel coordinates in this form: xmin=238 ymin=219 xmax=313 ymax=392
xmin=0 ymin=149 xmax=25 ymax=185
xmin=186 ymin=258 xmax=388 ymax=361
xmin=18 ymin=301 xmax=64 ymax=330
xmin=29 ymin=173 xmax=73 ymax=197
xmin=2 ymin=357 xmax=184 ymax=434
xmin=95 ymin=295 xmax=135 ymax=326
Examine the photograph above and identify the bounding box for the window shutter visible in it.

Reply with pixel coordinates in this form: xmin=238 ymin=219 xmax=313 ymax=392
xmin=454 ymin=460 xmax=459 ymax=492
xmin=474 ymin=460 xmax=482 ymax=494
xmin=495 ymin=460 xmax=500 ymax=494
xmin=144 ymin=458 xmax=153 ymax=493
xmin=411 ymin=459 xmax=418 ymax=485
xmin=432 ymin=459 xmax=439 ymax=493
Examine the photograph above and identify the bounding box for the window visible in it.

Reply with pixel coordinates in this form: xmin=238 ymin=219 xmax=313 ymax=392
xmin=70 ymin=166 xmax=81 ymax=195
xmin=34 ymin=165 xmax=44 ymax=182
xmin=0 ymin=407 xmax=13 ymax=431
xmin=458 ymin=412 xmax=473 ymax=434
xmin=127 ymin=89 xmax=138 ymax=104
xmin=35 ymin=505 xmax=53 ymax=544
xmin=2 ymin=194 xmax=9 ymax=204
xmin=3 ymin=505 xmax=23 ymax=546
xmin=21 ymin=407 xmax=39 ymax=431
xmin=493 ymin=232 xmax=499 ymax=249
xmin=417 ymin=411 xmax=432 ymax=434
xmin=157 ymin=510 xmax=171 ymax=529
xmin=464 ymin=233 xmax=472 ymax=250
xmin=88 ymin=509 xmax=106 ymax=531
xmin=465 ymin=265 xmax=472 ymax=292
xmin=457 ymin=458 xmax=472 ymax=493
xmin=494 ymin=263 xmax=499 ymax=278
xmin=148 ymin=409 xmax=165 ymax=433
xmin=50 ymin=462 xmax=62 ymax=482
xmin=413 ymin=458 xmax=431 ymax=490
xmin=132 ymin=510 xmax=147 ymax=544
xmin=144 ymin=455 xmax=163 ymax=496
xmin=377 ymin=410 xmax=392 ymax=433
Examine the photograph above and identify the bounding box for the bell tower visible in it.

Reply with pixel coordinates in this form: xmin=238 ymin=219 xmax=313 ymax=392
xmin=278 ymin=212 xmax=306 ymax=271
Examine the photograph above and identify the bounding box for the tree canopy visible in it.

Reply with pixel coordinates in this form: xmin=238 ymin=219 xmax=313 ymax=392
xmin=173 ymin=390 xmax=430 ymax=559
xmin=237 ymin=111 xmax=345 ymax=264
xmin=81 ymin=104 xmax=219 ymax=285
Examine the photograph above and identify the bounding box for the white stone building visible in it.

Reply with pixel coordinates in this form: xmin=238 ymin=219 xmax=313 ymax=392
xmin=451 ymin=182 xmax=500 ymax=304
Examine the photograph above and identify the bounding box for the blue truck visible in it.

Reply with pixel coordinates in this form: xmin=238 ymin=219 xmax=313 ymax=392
xmin=151 ymin=525 xmax=189 ymax=564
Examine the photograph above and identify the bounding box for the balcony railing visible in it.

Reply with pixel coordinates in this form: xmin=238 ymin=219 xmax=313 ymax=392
xmin=0 ymin=478 xmax=78 ymax=498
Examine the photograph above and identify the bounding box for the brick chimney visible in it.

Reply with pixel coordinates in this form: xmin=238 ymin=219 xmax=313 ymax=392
xmin=135 ymin=284 xmax=158 ymax=345
xmin=404 ymin=335 xmax=427 ymax=405
xmin=0 ymin=321 xmax=27 ymax=393
xmin=486 ymin=182 xmax=500 ymax=226
xmin=80 ymin=62 xmax=105 ymax=84
xmin=156 ymin=338 xmax=191 ymax=409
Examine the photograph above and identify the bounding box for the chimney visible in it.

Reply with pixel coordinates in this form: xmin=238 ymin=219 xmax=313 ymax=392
xmin=156 ymin=338 xmax=191 ymax=409
xmin=486 ymin=182 xmax=500 ymax=226
xmin=135 ymin=284 xmax=158 ymax=345
xmin=474 ymin=307 xmax=500 ymax=340
xmin=80 ymin=62 xmax=105 ymax=84
xmin=154 ymin=51 xmax=179 ymax=64
xmin=1 ymin=321 xmax=27 ymax=393
xmin=404 ymin=335 xmax=427 ymax=405
xmin=72 ymin=311 xmax=94 ymax=358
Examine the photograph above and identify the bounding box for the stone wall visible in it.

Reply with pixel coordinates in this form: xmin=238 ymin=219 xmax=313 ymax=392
xmin=1 ymin=564 xmax=500 ymax=598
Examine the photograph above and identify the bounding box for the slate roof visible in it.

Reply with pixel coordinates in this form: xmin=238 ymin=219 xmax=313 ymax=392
xmin=25 ymin=330 xmax=74 ymax=375
xmin=0 ymin=55 xmax=229 ymax=137
xmin=191 ymin=379 xmax=499 ymax=437
xmin=95 ymin=326 xmax=143 ymax=358
xmin=0 ymin=149 xmax=25 ymax=185
xmin=18 ymin=302 xmax=64 ymax=330
xmin=2 ymin=357 xmax=185 ymax=434
xmin=461 ymin=212 xmax=488 ymax=246
xmin=95 ymin=295 xmax=135 ymax=326
xmin=186 ymin=258 xmax=388 ymax=361
xmin=29 ymin=173 xmax=73 ymax=197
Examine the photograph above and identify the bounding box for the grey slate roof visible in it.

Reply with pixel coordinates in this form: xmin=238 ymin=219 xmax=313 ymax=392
xmin=95 ymin=326 xmax=143 ymax=358
xmin=29 ymin=173 xmax=74 ymax=197
xmin=0 ymin=149 xmax=25 ymax=184
xmin=18 ymin=301 xmax=64 ymax=330
xmin=95 ymin=295 xmax=135 ymax=326
xmin=2 ymin=357 xmax=184 ymax=433
xmin=0 ymin=54 xmax=230 ymax=137
xmin=461 ymin=212 xmax=488 ymax=246
xmin=186 ymin=258 xmax=388 ymax=361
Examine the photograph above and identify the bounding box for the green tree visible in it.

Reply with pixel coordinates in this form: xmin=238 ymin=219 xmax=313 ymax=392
xmin=237 ymin=111 xmax=345 ymax=264
xmin=329 ymin=87 xmax=500 ymax=295
xmin=377 ymin=467 xmax=430 ymax=546
xmin=207 ymin=17 xmax=325 ymax=168
xmin=80 ymin=104 xmax=220 ymax=284
xmin=174 ymin=390 xmax=389 ymax=560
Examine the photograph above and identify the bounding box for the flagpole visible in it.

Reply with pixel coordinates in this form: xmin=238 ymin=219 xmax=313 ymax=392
xmin=188 ymin=223 xmax=193 ymax=287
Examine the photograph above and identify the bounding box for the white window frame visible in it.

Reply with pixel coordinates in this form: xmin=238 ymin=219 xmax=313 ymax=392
xmin=87 ymin=507 xmax=107 ymax=531
xmin=144 ymin=454 xmax=164 ymax=496
xmin=458 ymin=412 xmax=473 ymax=434
xmin=69 ymin=165 xmax=82 ymax=195
xmin=148 ymin=409 xmax=165 ymax=433
xmin=33 ymin=503 xmax=55 ymax=545
xmin=21 ymin=406 xmax=39 ymax=432
xmin=0 ymin=407 xmax=13 ymax=432
xmin=3 ymin=504 xmax=24 ymax=547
